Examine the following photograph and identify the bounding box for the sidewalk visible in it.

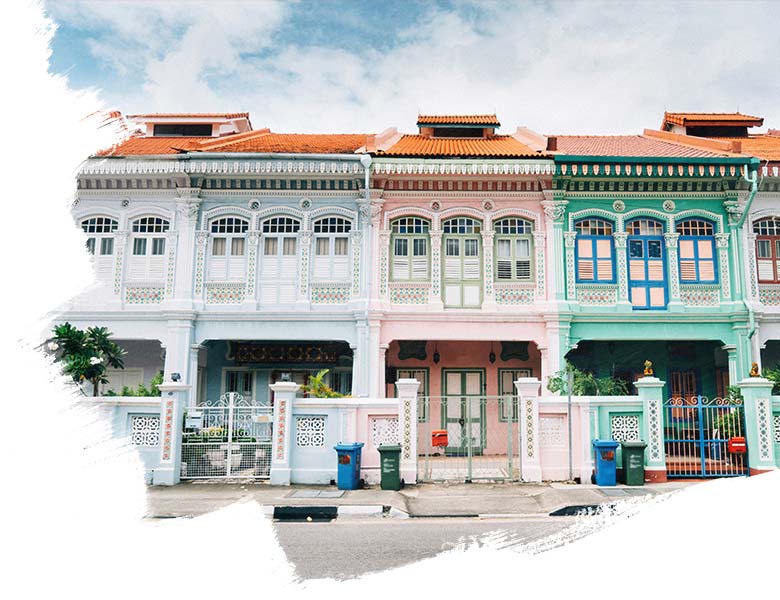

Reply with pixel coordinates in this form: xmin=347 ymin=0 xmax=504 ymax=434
xmin=145 ymin=479 xmax=703 ymax=519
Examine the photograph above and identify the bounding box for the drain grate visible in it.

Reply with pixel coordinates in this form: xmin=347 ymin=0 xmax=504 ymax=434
xmin=273 ymin=506 xmax=338 ymax=522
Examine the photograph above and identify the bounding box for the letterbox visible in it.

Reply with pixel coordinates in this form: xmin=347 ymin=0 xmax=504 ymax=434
xmin=432 ymin=429 xmax=448 ymax=447
xmin=727 ymin=436 xmax=747 ymax=454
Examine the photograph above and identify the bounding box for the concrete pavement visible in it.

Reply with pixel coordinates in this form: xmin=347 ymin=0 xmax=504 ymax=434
xmin=145 ymin=479 xmax=702 ymax=519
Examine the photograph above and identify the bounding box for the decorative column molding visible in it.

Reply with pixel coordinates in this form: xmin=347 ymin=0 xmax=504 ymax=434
xmin=515 ymin=377 xmax=542 ymax=482
xmin=613 ymin=231 xmax=629 ymax=303
xmin=172 ymin=198 xmax=200 ymax=306
xmin=298 ymin=230 xmax=312 ymax=300
xmin=350 ymin=229 xmax=362 ymax=298
xmin=563 ymin=231 xmax=577 ymax=301
xmin=429 ymin=230 xmax=444 ymax=308
xmin=541 ymin=199 xmax=568 ymax=224
xmin=664 ymin=233 xmax=681 ymax=301
xmin=379 ymin=229 xmax=391 ymax=300
xmin=533 ymin=231 xmax=546 ymax=301
xmin=634 ymin=376 xmax=666 ymax=482
xmin=194 ymin=231 xmax=209 ymax=297
xmin=188 ymin=344 xmax=202 ymax=407
xmin=244 ymin=229 xmax=260 ymax=306
xmin=152 ymin=383 xmax=190 ymax=485
xmin=481 ymin=230 xmax=495 ymax=308
xmin=721 ymin=345 xmax=738 ymax=386
xmin=746 ymin=232 xmax=759 ymax=301
xmin=269 ymin=381 xmax=300 ymax=485
xmin=379 ymin=343 xmax=389 ymax=398
xmin=737 ymin=377 xmax=777 ymax=474
xmin=164 ymin=230 xmax=179 ymax=299
xmin=395 ymin=378 xmax=420 ymax=484
xmin=113 ymin=230 xmax=129 ymax=298
xmin=715 ymin=232 xmax=731 ymax=299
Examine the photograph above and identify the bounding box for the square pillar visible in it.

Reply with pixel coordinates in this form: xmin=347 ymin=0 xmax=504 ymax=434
xmin=395 ymin=378 xmax=420 ymax=484
xmin=634 ymin=376 xmax=667 ymax=482
xmin=152 ymin=382 xmax=190 ymax=485
xmin=579 ymin=402 xmax=595 ymax=483
xmin=515 ymin=377 xmax=542 ymax=482
xmin=737 ymin=378 xmax=777 ymax=475
xmin=269 ymin=381 xmax=300 ymax=485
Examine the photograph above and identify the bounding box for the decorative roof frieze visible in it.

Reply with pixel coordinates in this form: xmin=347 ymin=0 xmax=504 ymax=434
xmin=372 ymin=160 xmax=554 ymax=176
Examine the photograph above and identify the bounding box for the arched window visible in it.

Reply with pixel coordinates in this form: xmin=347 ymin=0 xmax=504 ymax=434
xmin=493 ymin=217 xmax=533 ymax=281
xmin=676 ymin=219 xmax=716 ymax=283
xmin=754 ymin=217 xmax=780 ymax=283
xmin=312 ymin=217 xmax=352 ymax=281
xmin=391 ymin=217 xmax=430 ymax=281
xmin=128 ymin=216 xmax=169 ymax=280
xmin=442 ymin=217 xmax=482 ymax=307
xmin=81 ymin=216 xmax=117 ymax=256
xmin=575 ymin=218 xmax=614 ymax=282
xmin=260 ymin=217 xmax=301 ymax=304
xmin=626 ymin=218 xmax=667 ymax=309
xmin=208 ymin=217 xmax=248 ymax=280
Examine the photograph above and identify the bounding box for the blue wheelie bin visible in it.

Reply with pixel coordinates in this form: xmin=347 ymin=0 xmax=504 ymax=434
xmin=334 ymin=442 xmax=364 ymax=490
xmin=592 ymin=439 xmax=619 ymax=486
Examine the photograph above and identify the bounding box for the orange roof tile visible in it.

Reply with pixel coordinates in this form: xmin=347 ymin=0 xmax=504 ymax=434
xmin=663 ymin=112 xmax=763 ymax=127
xmin=199 ymin=131 xmax=370 ymax=154
xmin=417 ymin=114 xmax=500 ymax=126
xmin=127 ymin=112 xmax=249 ymax=119
xmin=94 ymin=136 xmax=216 ymax=156
xmin=708 ymin=135 xmax=780 ymax=161
xmin=552 ymin=135 xmax=731 ymax=158
xmin=378 ymin=135 xmax=540 ymax=158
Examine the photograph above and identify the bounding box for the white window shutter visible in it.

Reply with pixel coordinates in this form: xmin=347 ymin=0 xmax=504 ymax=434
xmin=462 ymin=258 xmax=480 ymax=280
xmin=208 ymin=256 xmax=227 ymax=280
xmin=444 ymin=257 xmax=460 ymax=279
xmin=411 ymin=258 xmax=428 ymax=279
xmin=393 ymin=256 xmax=409 ymax=280
xmin=127 ymin=255 xmax=146 ymax=280
xmin=758 ymin=260 xmax=775 ymax=280
xmin=515 ymin=259 xmax=531 ymax=279
xmin=332 ymin=256 xmax=349 ymax=280
xmin=228 ymin=255 xmax=246 ymax=279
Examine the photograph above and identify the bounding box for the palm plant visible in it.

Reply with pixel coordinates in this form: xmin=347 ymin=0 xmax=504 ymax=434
xmin=300 ymin=369 xmax=347 ymax=398
xmin=50 ymin=322 xmax=126 ymax=396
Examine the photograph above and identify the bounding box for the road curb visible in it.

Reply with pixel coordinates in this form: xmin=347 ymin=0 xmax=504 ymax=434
xmin=268 ymin=505 xmax=409 ymax=520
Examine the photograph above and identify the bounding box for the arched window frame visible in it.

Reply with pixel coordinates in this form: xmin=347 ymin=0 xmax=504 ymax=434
xmin=312 ymin=217 xmax=352 ymax=282
xmin=127 ymin=216 xmax=170 ymax=280
xmin=574 ymin=218 xmax=615 ymax=283
xmin=493 ymin=217 xmax=534 ymax=282
xmin=259 ymin=216 xmax=301 ymax=304
xmin=441 ymin=216 xmax=483 ymax=307
xmin=81 ymin=216 xmax=118 ymax=256
xmin=390 ymin=217 xmax=430 ymax=281
xmin=208 ymin=216 xmax=249 ymax=281
xmin=626 ymin=218 xmax=667 ymax=309
xmin=753 ymin=217 xmax=780 ymax=283
xmin=676 ymin=218 xmax=717 ymax=284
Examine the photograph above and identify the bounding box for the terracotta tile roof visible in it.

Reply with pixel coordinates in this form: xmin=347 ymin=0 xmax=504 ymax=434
xmin=709 ymin=135 xmax=780 ymax=161
xmin=127 ymin=112 xmax=249 ymax=119
xmin=663 ymin=112 xmax=763 ymax=127
xmin=378 ymin=135 xmax=541 ymax=158
xmin=552 ymin=135 xmax=731 ymax=158
xmin=198 ymin=131 xmax=371 ymax=154
xmin=416 ymin=114 xmax=500 ymax=126
xmin=94 ymin=136 xmax=216 ymax=156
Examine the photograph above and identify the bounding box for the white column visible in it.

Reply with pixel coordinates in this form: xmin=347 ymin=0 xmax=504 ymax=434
xmin=368 ymin=320 xmax=381 ymax=397
xmin=243 ymin=229 xmax=260 ymax=308
xmin=163 ymin=319 xmax=194 ymax=386
xmin=579 ymin=401 xmax=595 ymax=483
xmin=481 ymin=230 xmax=496 ymax=310
xmin=722 ymin=344 xmax=738 ymax=387
xmin=188 ymin=344 xmax=202 ymax=407
xmin=396 ymin=378 xmax=420 ymax=484
xmin=634 ymin=376 xmax=667 ymax=481
xmin=113 ymin=230 xmax=129 ymax=305
xmin=171 ymin=195 xmax=200 ymax=309
xmin=379 ymin=343 xmax=389 ymax=398
xmin=296 ymin=230 xmax=312 ymax=308
xmin=515 ymin=377 xmax=542 ymax=482
xmin=269 ymin=381 xmax=300 ymax=485
xmin=152 ymin=382 xmax=190 ymax=485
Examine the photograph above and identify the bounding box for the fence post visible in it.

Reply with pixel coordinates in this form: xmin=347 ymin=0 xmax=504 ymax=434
xmin=634 ymin=376 xmax=667 ymax=482
xmin=269 ymin=381 xmax=300 ymax=485
xmin=515 ymin=377 xmax=542 ymax=482
xmin=395 ymin=378 xmax=420 ymax=485
xmin=152 ymin=383 xmax=190 ymax=485
xmin=737 ymin=377 xmax=777 ymax=475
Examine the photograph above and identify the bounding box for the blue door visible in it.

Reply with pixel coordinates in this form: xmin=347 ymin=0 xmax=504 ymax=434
xmin=627 ymin=220 xmax=667 ymax=309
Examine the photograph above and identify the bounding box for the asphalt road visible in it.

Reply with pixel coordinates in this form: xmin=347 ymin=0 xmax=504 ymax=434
xmin=273 ymin=517 xmax=577 ymax=580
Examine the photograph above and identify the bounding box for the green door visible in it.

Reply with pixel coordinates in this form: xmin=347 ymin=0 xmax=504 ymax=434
xmin=442 ymin=370 xmax=484 ymax=456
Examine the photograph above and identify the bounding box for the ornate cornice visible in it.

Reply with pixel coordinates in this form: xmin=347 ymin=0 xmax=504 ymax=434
xmin=372 ymin=160 xmax=554 ymax=176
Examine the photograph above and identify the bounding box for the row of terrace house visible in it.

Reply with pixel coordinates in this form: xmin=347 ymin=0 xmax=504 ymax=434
xmin=59 ymin=111 xmax=780 ymax=486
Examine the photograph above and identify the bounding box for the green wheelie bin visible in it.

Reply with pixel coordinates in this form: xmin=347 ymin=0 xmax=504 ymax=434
xmin=377 ymin=444 xmax=402 ymax=491
xmin=621 ymin=441 xmax=647 ymax=486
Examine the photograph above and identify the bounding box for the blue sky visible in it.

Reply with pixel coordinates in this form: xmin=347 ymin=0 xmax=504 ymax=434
xmin=43 ymin=0 xmax=780 ymax=135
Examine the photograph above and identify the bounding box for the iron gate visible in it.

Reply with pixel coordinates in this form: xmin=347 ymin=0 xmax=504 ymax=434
xmin=663 ymin=395 xmax=748 ymax=477
xmin=181 ymin=392 xmax=273 ymax=479
xmin=417 ymin=396 xmax=521 ymax=482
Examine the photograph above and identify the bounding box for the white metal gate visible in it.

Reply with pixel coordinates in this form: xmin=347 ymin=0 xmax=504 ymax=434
xmin=181 ymin=392 xmax=273 ymax=479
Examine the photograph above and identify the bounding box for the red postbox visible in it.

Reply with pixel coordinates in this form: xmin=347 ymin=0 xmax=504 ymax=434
xmin=727 ymin=436 xmax=747 ymax=454
xmin=432 ymin=429 xmax=448 ymax=447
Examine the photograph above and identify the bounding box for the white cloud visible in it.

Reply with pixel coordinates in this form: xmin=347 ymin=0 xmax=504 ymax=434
xmin=45 ymin=0 xmax=780 ymax=134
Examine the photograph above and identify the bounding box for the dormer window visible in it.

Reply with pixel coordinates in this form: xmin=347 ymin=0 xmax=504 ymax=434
xmin=417 ymin=114 xmax=500 ymax=139
xmin=153 ymin=124 xmax=213 ymax=137
xmin=430 ymin=127 xmax=485 ymax=138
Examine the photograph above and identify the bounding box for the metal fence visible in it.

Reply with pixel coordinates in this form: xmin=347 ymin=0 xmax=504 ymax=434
xmin=417 ymin=396 xmax=521 ymax=482
xmin=663 ymin=395 xmax=748 ymax=478
xmin=181 ymin=392 xmax=273 ymax=479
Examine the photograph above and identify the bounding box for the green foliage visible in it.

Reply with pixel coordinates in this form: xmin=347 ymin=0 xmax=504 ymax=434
xmin=106 ymin=371 xmax=164 ymax=397
xmin=713 ymin=410 xmax=742 ymax=438
xmin=761 ymin=364 xmax=780 ymax=395
xmin=547 ymin=361 xmax=630 ymax=396
xmin=51 ymin=322 xmax=126 ymax=396
xmin=300 ymin=369 xmax=347 ymax=398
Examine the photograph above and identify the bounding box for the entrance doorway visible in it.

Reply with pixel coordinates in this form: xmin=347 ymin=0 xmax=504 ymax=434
xmin=442 ymin=369 xmax=485 ymax=456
